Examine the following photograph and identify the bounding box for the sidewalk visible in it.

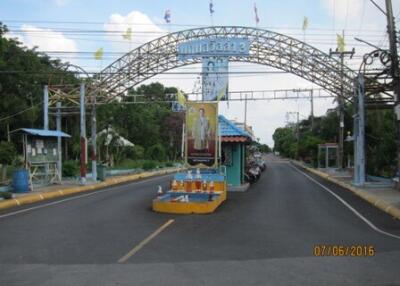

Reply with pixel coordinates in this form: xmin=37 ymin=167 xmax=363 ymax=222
xmin=292 ymin=160 xmax=400 ymax=220
xmin=0 ymin=167 xmax=183 ymax=211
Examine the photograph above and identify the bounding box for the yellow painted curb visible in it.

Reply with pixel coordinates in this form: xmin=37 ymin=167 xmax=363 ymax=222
xmin=292 ymin=161 xmax=400 ymax=220
xmin=0 ymin=167 xmax=182 ymax=212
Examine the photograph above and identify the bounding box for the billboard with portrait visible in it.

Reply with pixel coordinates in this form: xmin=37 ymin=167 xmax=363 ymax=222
xmin=202 ymin=57 xmax=229 ymax=101
xmin=185 ymin=102 xmax=218 ymax=168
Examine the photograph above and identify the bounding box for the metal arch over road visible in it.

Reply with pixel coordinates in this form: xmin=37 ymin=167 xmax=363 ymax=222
xmin=96 ymin=26 xmax=356 ymax=102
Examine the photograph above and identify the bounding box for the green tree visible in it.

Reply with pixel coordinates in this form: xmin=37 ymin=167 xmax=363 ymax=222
xmin=146 ymin=144 xmax=166 ymax=161
xmin=273 ymin=127 xmax=297 ymax=158
xmin=0 ymin=141 xmax=16 ymax=181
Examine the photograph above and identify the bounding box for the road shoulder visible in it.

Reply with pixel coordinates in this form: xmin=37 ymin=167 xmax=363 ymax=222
xmin=0 ymin=168 xmax=182 ymax=211
xmin=291 ymin=160 xmax=400 ymax=220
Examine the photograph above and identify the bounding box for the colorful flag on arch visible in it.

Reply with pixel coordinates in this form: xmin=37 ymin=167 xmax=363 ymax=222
xmin=337 ymin=34 xmax=345 ymax=53
xmin=177 ymin=90 xmax=187 ymax=106
xmin=209 ymin=1 xmax=215 ymax=14
xmin=254 ymin=3 xmax=260 ymax=25
xmin=302 ymin=17 xmax=309 ymax=31
xmin=164 ymin=9 xmax=171 ymax=23
xmin=94 ymin=48 xmax=103 ymax=60
xmin=122 ymin=27 xmax=132 ymax=40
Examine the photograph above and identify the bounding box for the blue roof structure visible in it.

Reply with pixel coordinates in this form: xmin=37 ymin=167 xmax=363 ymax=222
xmin=17 ymin=128 xmax=71 ymax=138
xmin=218 ymin=115 xmax=251 ymax=138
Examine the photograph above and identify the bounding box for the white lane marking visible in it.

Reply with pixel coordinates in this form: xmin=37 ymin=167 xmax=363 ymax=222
xmin=291 ymin=164 xmax=400 ymax=240
xmin=0 ymin=174 xmax=173 ymax=219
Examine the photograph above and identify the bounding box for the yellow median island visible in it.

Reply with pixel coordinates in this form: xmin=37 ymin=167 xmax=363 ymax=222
xmin=152 ymin=169 xmax=227 ymax=214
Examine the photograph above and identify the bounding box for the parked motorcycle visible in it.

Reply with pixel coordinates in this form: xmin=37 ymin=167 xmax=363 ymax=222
xmin=245 ymin=161 xmax=261 ymax=183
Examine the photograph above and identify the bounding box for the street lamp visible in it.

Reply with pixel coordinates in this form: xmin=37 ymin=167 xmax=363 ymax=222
xmin=345 ymin=131 xmax=354 ymax=168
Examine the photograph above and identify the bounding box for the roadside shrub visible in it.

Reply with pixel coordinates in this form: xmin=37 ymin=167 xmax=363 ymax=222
xmin=130 ymin=145 xmax=145 ymax=160
xmin=116 ymin=159 xmax=142 ymax=169
xmin=0 ymin=142 xmax=17 ymax=166
xmin=165 ymin=162 xmax=173 ymax=167
xmin=146 ymin=144 xmax=166 ymax=161
xmin=0 ymin=191 xmax=12 ymax=200
xmin=0 ymin=141 xmax=17 ymax=182
xmin=63 ymin=160 xmax=79 ymax=177
xmin=142 ymin=160 xmax=157 ymax=170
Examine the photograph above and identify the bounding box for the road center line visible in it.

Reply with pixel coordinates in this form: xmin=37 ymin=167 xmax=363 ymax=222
xmin=0 ymin=174 xmax=173 ymax=219
xmin=291 ymin=164 xmax=400 ymax=240
xmin=118 ymin=219 xmax=175 ymax=263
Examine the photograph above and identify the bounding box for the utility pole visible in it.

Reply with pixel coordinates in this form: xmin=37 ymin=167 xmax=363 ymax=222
xmin=80 ymin=83 xmax=87 ymax=185
xmin=385 ymin=0 xmax=400 ymax=184
xmin=6 ymin=123 xmax=10 ymax=142
xmin=56 ymin=102 xmax=62 ymax=182
xmin=296 ymin=111 xmax=299 ymax=159
xmin=244 ymin=93 xmax=248 ymax=127
xmin=329 ymin=32 xmax=355 ymax=169
xmin=91 ymin=94 xmax=97 ymax=182
xmin=287 ymin=111 xmax=300 ymax=159
xmin=43 ymin=85 xmax=49 ymax=130
xmin=310 ymin=89 xmax=314 ymax=131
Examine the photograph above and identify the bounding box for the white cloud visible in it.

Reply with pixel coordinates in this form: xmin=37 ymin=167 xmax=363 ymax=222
xmin=104 ymin=10 xmax=166 ymax=53
xmin=18 ymin=24 xmax=78 ymax=53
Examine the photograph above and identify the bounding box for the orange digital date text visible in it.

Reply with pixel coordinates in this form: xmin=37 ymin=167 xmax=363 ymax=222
xmin=313 ymin=245 xmax=375 ymax=257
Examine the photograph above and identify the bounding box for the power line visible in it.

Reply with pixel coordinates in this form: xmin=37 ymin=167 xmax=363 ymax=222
xmin=1 ymin=20 xmax=390 ymax=32
xmin=0 ymin=103 xmax=41 ymax=122
xmin=369 ymin=0 xmax=387 ymax=16
xmin=357 ymin=0 xmax=367 ymax=37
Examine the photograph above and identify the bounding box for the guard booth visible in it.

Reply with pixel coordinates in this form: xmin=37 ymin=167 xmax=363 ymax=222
xmin=13 ymin=128 xmax=71 ymax=188
xmin=219 ymin=115 xmax=252 ymax=187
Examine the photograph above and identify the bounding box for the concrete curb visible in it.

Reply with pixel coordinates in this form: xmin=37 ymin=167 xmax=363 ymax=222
xmin=0 ymin=168 xmax=184 ymax=212
xmin=291 ymin=161 xmax=400 ymax=220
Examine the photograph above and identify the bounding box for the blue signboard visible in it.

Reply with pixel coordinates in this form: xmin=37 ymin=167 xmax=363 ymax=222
xmin=177 ymin=38 xmax=250 ymax=60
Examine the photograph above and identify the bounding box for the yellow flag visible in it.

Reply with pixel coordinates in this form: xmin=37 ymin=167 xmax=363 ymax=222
xmin=337 ymin=34 xmax=345 ymax=53
xmin=94 ymin=48 xmax=103 ymax=60
xmin=302 ymin=17 xmax=308 ymax=31
xmin=122 ymin=28 xmax=132 ymax=40
xmin=216 ymin=85 xmax=228 ymax=101
xmin=177 ymin=90 xmax=186 ymax=106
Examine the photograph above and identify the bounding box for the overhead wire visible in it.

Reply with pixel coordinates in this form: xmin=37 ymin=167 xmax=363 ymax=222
xmin=0 ymin=103 xmax=42 ymax=122
xmin=1 ymin=20 xmax=390 ymax=32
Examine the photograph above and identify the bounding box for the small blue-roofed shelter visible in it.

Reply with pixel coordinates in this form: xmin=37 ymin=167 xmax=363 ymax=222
xmin=218 ymin=115 xmax=252 ymax=188
xmin=11 ymin=128 xmax=71 ymax=188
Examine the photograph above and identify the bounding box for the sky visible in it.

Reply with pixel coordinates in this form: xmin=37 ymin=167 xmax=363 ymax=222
xmin=1 ymin=0 xmax=399 ymax=146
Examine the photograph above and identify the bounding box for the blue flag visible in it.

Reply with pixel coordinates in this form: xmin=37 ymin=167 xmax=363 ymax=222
xmin=209 ymin=1 xmax=214 ymax=14
xmin=254 ymin=3 xmax=260 ymax=24
xmin=164 ymin=9 xmax=171 ymax=23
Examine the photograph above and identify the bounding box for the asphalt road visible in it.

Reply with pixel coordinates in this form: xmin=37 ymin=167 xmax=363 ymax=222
xmin=1 ymin=155 xmax=400 ymax=286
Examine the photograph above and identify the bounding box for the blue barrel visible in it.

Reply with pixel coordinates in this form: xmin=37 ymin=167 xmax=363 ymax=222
xmin=12 ymin=169 xmax=30 ymax=193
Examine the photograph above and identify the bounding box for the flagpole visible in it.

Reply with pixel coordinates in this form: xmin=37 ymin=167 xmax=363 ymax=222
xmin=209 ymin=1 xmax=214 ymax=26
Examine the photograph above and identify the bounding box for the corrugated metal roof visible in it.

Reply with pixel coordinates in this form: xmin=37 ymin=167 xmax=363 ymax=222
xmin=218 ymin=115 xmax=251 ymax=138
xmin=18 ymin=128 xmax=71 ymax=138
